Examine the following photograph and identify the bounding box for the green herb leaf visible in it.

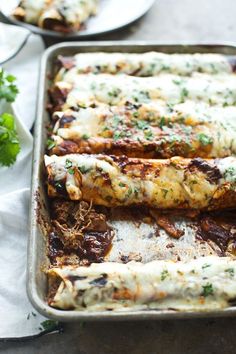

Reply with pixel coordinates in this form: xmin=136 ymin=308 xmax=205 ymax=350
xmin=108 ymin=88 xmax=121 ymax=98
xmin=197 ymin=133 xmax=213 ymax=146
xmin=201 ymin=283 xmax=214 ymax=297
xmin=126 ymin=187 xmax=132 ymax=197
xmin=82 ymin=134 xmax=90 ymax=140
xmin=0 ymin=69 xmax=19 ymax=102
xmin=47 ymin=138 xmax=56 ymax=150
xmin=144 ymin=129 xmax=154 ymax=141
xmin=68 ymin=168 xmax=75 ymax=175
xmin=161 ymin=188 xmax=168 ymax=198
xmin=0 ymin=113 xmax=20 ymax=167
xmin=202 ymin=263 xmax=210 ymax=269
xmin=78 ymin=165 xmax=91 ymax=174
xmin=40 ymin=320 xmax=59 ymax=332
xmin=180 ymin=87 xmax=189 ymax=102
xmin=55 ymin=181 xmax=63 ymax=189
xmin=65 ymin=159 xmax=72 ymax=169
xmin=134 ymin=120 xmax=149 ymax=130
xmin=159 ymin=116 xmax=166 ymax=129
xmin=113 ymin=131 xmax=122 ymax=141
xmin=161 ymin=269 xmax=169 ymax=281
xmin=172 ymin=78 xmax=183 ymax=85
xmin=225 ymin=268 xmax=234 ymax=277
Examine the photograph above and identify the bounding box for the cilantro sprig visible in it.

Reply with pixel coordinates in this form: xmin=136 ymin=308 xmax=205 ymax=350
xmin=0 ymin=69 xmax=20 ymax=167
xmin=0 ymin=69 xmax=19 ymax=103
xmin=0 ymin=112 xmax=20 ymax=167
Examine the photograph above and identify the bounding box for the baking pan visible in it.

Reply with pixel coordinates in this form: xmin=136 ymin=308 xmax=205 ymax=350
xmin=28 ymin=41 xmax=236 ymax=321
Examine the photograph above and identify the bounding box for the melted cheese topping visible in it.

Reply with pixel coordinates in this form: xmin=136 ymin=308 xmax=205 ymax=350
xmin=56 ymin=73 xmax=236 ymax=108
xmin=16 ymin=0 xmax=98 ymax=28
xmin=58 ymin=52 xmax=232 ymax=76
xmin=17 ymin=0 xmax=47 ymax=23
xmin=48 ymin=256 xmax=236 ymax=311
xmin=45 ymin=154 xmax=236 ymax=209
xmin=51 ymin=104 xmax=236 ymax=158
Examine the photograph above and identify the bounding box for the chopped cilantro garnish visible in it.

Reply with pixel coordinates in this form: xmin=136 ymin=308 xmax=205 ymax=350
xmin=108 ymin=88 xmax=121 ymax=98
xmin=201 ymin=283 xmax=214 ymax=297
xmin=78 ymin=165 xmax=91 ymax=174
xmin=224 ymin=167 xmax=236 ymax=181
xmin=135 ymin=120 xmax=149 ymax=130
xmin=144 ymin=129 xmax=154 ymax=141
xmin=0 ymin=113 xmax=20 ymax=167
xmin=202 ymin=263 xmax=210 ymax=269
xmin=126 ymin=187 xmax=132 ymax=197
xmin=102 ymin=125 xmax=109 ymax=132
xmin=161 ymin=270 xmax=169 ymax=281
xmin=47 ymin=138 xmax=56 ymax=150
xmin=39 ymin=320 xmax=59 ymax=332
xmin=113 ymin=131 xmax=122 ymax=140
xmin=180 ymin=87 xmax=189 ymax=102
xmin=112 ymin=115 xmax=122 ymax=129
xmin=55 ymin=181 xmax=63 ymax=190
xmin=82 ymin=134 xmax=90 ymax=140
xmin=172 ymin=78 xmax=183 ymax=85
xmin=119 ymin=182 xmax=126 ymax=187
xmin=225 ymin=268 xmax=234 ymax=277
xmin=161 ymin=188 xmax=168 ymax=198
xmin=159 ymin=116 xmax=166 ymax=129
xmin=68 ymin=168 xmax=75 ymax=175
xmin=65 ymin=159 xmax=72 ymax=169
xmin=197 ymin=133 xmax=213 ymax=146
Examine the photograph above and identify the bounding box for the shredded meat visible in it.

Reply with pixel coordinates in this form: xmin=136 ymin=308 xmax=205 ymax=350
xmin=198 ymin=215 xmax=235 ymax=253
xmin=49 ymin=200 xmax=114 ymax=264
xmin=150 ymin=211 xmax=184 ymax=239
xmin=188 ymin=158 xmax=222 ymax=183
xmin=48 ymin=86 xmax=70 ymax=113
xmin=57 ymin=55 xmax=75 ymax=70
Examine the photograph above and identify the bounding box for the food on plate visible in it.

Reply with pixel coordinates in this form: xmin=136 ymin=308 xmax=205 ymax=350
xmin=13 ymin=0 xmax=98 ymax=33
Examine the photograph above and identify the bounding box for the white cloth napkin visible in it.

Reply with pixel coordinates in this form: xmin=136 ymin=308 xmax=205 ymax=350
xmin=0 ymin=24 xmax=61 ymax=339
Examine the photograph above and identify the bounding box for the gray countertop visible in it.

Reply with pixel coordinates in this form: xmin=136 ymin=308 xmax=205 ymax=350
xmin=2 ymin=0 xmax=236 ymax=353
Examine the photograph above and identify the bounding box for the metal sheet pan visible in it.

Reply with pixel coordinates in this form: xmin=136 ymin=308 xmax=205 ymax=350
xmin=28 ymin=41 xmax=236 ymax=321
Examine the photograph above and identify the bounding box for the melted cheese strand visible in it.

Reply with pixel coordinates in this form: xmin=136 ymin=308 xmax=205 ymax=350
xmin=48 ymin=256 xmax=236 ymax=311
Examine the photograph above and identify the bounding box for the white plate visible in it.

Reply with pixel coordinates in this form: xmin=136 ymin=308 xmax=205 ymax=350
xmin=0 ymin=0 xmax=156 ymax=38
xmin=0 ymin=23 xmax=30 ymax=64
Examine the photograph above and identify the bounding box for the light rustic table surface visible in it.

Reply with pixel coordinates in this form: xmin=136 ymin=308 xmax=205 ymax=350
xmin=1 ymin=0 xmax=236 ymax=353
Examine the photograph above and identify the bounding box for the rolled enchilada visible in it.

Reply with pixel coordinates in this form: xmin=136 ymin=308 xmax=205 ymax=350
xmin=13 ymin=0 xmax=98 ymax=32
xmin=52 ymin=73 xmax=236 ymax=110
xmin=49 ymin=103 xmax=236 ymax=158
xmin=48 ymin=256 xmax=236 ymax=311
xmin=56 ymin=52 xmax=234 ymax=77
xmin=45 ymin=154 xmax=236 ymax=210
